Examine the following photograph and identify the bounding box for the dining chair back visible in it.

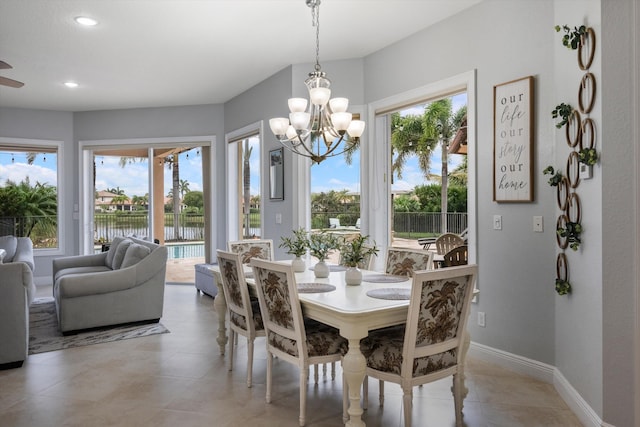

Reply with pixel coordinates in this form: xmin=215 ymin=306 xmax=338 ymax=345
xmin=250 ymin=258 xmax=347 ymax=426
xmin=227 ymin=239 xmax=274 ymax=265
xmin=384 ymin=248 xmax=434 ymax=276
xmin=216 ymin=250 xmax=265 ymax=387
xmin=363 ymin=265 xmax=478 ymax=427
xmin=442 ymin=245 xmax=468 ymax=267
xmin=435 ymin=233 xmax=464 ymax=255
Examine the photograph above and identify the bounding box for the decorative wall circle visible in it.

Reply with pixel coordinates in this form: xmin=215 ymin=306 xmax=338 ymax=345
xmin=566 ymin=151 xmax=581 ymax=189
xmin=557 ymin=215 xmax=569 ymax=249
xmin=579 ymin=118 xmax=596 ymax=150
xmin=578 ymin=72 xmax=596 ymax=114
xmin=578 ymin=27 xmax=596 ymax=70
xmin=567 ymin=192 xmax=582 ymax=224
xmin=565 ymin=110 xmax=582 ymax=148
xmin=556 ymin=252 xmax=568 ymax=282
xmin=557 ymin=176 xmax=569 ymax=210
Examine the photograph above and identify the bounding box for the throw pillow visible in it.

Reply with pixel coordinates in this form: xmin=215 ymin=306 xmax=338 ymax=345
xmin=0 ymin=235 xmax=17 ymax=261
xmin=111 ymin=239 xmax=133 ymax=270
xmin=105 ymin=236 xmax=128 ymax=269
xmin=120 ymin=243 xmax=151 ymax=269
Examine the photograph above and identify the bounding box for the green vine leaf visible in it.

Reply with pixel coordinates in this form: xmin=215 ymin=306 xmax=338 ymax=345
xmin=555 ymin=24 xmax=587 ymax=50
xmin=555 ymin=278 xmax=572 ymax=295
xmin=551 ymin=103 xmax=574 ymax=128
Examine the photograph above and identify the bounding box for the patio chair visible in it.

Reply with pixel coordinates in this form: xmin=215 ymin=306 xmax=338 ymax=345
xmin=329 ymin=218 xmax=341 ymax=229
xmin=363 ymin=265 xmax=478 ymax=427
xmin=384 ymin=248 xmax=434 ymax=276
xmin=250 ymin=258 xmax=347 ymax=426
xmin=216 ymin=250 xmax=265 ymax=388
xmin=443 ymin=245 xmax=468 ymax=267
xmin=435 ymin=232 xmax=465 ymax=255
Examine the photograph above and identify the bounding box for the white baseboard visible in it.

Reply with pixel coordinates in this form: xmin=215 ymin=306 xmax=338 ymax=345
xmin=468 ymin=341 xmax=605 ymax=427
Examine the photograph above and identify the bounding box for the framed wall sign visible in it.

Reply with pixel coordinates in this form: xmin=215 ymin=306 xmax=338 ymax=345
xmin=493 ymin=76 xmax=534 ymax=202
xmin=269 ymin=148 xmax=284 ymax=200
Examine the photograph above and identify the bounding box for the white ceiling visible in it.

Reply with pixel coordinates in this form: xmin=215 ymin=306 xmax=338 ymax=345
xmin=0 ymin=0 xmax=481 ymax=112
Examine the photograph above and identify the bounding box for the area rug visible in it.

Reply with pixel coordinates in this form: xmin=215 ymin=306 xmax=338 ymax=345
xmin=28 ymin=298 xmax=170 ymax=355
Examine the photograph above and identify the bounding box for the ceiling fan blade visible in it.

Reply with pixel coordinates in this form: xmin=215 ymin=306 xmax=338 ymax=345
xmin=0 ymin=61 xmax=12 ymax=70
xmin=0 ymin=76 xmax=25 ymax=88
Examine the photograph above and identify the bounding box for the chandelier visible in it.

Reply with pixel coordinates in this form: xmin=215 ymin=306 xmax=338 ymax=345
xmin=269 ymin=0 xmax=365 ymax=164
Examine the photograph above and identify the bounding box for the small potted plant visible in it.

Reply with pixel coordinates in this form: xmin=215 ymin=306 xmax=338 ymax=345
xmin=578 ymin=148 xmax=598 ymax=166
xmin=543 ymin=166 xmax=564 ymax=186
xmin=557 ymin=221 xmax=582 ymax=251
xmin=279 ymin=228 xmax=308 ymax=272
xmin=307 ymin=231 xmax=340 ymax=278
xmin=340 ymin=235 xmax=379 ymax=285
xmin=555 ymin=24 xmax=587 ymax=50
xmin=555 ymin=278 xmax=572 ymax=295
xmin=551 ymin=103 xmax=574 ymax=129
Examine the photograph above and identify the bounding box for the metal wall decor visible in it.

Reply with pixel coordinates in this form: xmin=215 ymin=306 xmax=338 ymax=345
xmin=548 ymin=25 xmax=598 ymax=295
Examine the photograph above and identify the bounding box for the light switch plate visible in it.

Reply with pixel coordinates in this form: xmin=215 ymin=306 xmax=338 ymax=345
xmin=275 ymin=213 xmax=282 ymax=224
xmin=493 ymin=215 xmax=502 ymax=230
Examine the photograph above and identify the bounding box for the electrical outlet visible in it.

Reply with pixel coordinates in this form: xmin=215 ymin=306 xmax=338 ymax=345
xmin=478 ymin=312 xmax=486 ymax=327
xmin=493 ymin=215 xmax=502 ymax=230
xmin=533 ymin=216 xmax=543 ymax=232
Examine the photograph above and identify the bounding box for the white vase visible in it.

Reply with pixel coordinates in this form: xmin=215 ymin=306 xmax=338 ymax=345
xmin=345 ymin=266 xmax=362 ymax=285
xmin=314 ymin=260 xmax=330 ymax=278
xmin=292 ymin=256 xmax=306 ymax=273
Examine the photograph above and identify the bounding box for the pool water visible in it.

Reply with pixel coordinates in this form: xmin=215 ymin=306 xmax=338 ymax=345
xmin=167 ymin=243 xmax=205 ymax=259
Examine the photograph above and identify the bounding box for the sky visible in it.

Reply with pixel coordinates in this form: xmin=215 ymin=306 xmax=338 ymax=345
xmin=0 ymin=94 xmax=466 ymax=198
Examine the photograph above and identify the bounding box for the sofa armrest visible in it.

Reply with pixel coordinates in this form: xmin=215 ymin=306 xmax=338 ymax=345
xmin=53 ymin=252 xmax=108 ymax=278
xmin=0 ymin=262 xmax=35 ymax=304
xmin=13 ymin=238 xmax=35 ymax=272
xmin=57 ymin=267 xmax=137 ymax=298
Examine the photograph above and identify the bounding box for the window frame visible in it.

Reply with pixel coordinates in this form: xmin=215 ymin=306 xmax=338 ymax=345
xmin=0 ymin=136 xmax=65 ymax=256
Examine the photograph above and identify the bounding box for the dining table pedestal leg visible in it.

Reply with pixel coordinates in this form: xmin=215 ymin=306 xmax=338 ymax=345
xmin=212 ymin=271 xmax=228 ymax=355
xmin=343 ymin=337 xmax=367 ymax=427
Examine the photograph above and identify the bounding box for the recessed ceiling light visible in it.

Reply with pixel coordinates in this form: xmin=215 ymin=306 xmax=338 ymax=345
xmin=64 ymin=82 xmax=79 ymax=88
xmin=74 ymin=16 xmax=98 ymax=26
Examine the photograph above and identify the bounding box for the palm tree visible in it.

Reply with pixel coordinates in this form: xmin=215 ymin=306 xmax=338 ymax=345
xmin=111 ymin=194 xmax=129 ymax=211
xmin=179 ymin=179 xmax=190 ymax=199
xmin=391 ymin=99 xmax=467 ymax=233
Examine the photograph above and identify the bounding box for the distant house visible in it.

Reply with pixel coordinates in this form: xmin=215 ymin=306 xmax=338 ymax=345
xmin=95 ymin=190 xmax=133 ymax=212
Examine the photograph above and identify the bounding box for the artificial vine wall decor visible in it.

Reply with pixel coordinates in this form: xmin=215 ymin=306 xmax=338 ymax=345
xmin=544 ymin=24 xmax=598 ymax=296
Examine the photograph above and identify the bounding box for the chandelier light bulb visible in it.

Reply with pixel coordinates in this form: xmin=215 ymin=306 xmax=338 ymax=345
xmin=288 ymin=98 xmax=308 ymax=113
xmin=309 ymin=87 xmax=331 ymax=106
xmin=290 ymin=112 xmax=311 ymax=130
xmin=286 ymin=126 xmax=298 ymax=140
xmin=329 ymin=97 xmax=349 ymax=113
xmin=347 ymin=120 xmax=366 ymax=138
xmin=330 ymin=112 xmax=352 ymax=132
xmin=269 ymin=118 xmax=290 ymax=137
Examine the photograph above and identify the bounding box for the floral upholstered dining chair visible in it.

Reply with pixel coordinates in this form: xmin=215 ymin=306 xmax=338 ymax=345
xmin=250 ymin=258 xmax=347 ymax=427
xmin=227 ymin=239 xmax=274 ymax=265
xmin=362 ymin=265 xmax=478 ymax=427
xmin=216 ymin=250 xmax=265 ymax=388
xmin=384 ymin=247 xmax=434 ymax=276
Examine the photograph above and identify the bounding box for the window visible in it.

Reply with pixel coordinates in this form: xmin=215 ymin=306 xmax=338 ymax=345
xmin=0 ymin=138 xmax=62 ymax=250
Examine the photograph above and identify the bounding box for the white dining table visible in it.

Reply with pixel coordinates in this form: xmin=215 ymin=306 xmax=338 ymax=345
xmin=210 ymin=261 xmax=472 ymax=427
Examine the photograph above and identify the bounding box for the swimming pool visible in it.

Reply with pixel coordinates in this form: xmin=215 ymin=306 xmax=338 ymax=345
xmin=167 ymin=242 xmax=205 ymax=259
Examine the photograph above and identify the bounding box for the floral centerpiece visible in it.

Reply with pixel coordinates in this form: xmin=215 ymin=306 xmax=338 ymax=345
xmin=340 ymin=234 xmax=379 ymax=285
xmin=279 ymin=228 xmax=308 ymax=272
xmin=307 ymin=231 xmax=340 ymax=278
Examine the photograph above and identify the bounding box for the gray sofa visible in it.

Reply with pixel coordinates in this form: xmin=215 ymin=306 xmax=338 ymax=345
xmin=0 ymin=236 xmax=35 ymax=369
xmin=52 ymin=236 xmax=168 ymax=334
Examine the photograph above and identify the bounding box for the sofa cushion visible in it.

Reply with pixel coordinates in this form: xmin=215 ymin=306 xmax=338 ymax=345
xmin=105 ymin=236 xmax=129 ymax=269
xmin=111 ymin=239 xmax=133 ymax=270
xmin=0 ymin=236 xmax=17 ymax=261
xmin=120 ymin=243 xmax=151 ymax=269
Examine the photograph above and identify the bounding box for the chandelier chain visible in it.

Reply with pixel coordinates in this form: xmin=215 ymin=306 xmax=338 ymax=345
xmin=312 ymin=3 xmax=321 ymax=71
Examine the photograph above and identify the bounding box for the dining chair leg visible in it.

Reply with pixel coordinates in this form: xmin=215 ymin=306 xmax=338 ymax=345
xmin=362 ymin=375 xmax=368 ymax=410
xmin=300 ymin=366 xmax=308 ymax=426
xmin=379 ymin=380 xmax=384 ymax=406
xmin=402 ymin=388 xmax=412 ymax=427
xmin=228 ymin=330 xmax=235 ymax=371
xmin=246 ymin=338 xmax=254 ymax=388
xmin=331 ymin=361 xmax=336 ymax=380
xmin=342 ymin=372 xmax=349 ymax=423
xmin=452 ymin=372 xmax=464 ymax=427
xmin=314 ymin=364 xmax=319 ymax=384
xmin=266 ymin=352 xmax=273 ymax=404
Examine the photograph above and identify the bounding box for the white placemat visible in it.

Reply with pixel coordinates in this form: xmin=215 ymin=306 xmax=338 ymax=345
xmin=366 ymin=288 xmax=411 ymax=300
xmin=362 ymin=274 xmax=407 ymax=283
xmin=297 ymin=283 xmax=337 ymax=293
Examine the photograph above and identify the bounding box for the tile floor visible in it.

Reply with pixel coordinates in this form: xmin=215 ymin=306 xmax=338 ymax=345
xmin=0 ymin=284 xmax=583 ymax=427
